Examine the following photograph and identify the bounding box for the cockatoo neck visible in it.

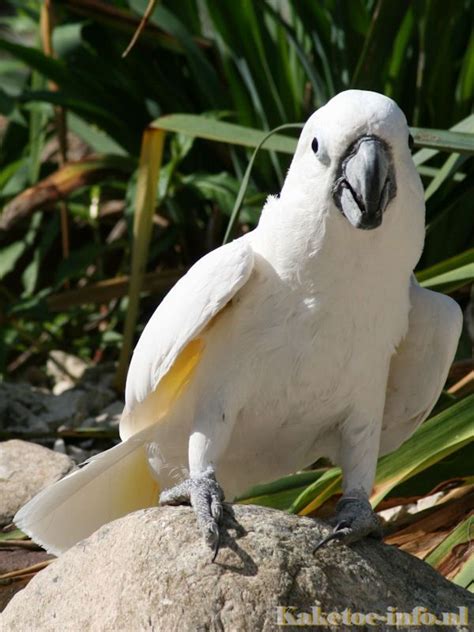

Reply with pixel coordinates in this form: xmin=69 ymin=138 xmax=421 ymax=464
xmin=251 ymin=187 xmax=425 ymax=296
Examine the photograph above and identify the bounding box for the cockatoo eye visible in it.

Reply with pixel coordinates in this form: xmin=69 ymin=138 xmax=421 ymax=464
xmin=311 ymin=137 xmax=319 ymax=154
xmin=408 ymin=134 xmax=414 ymax=151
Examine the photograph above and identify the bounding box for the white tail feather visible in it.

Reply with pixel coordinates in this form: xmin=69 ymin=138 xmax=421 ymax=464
xmin=14 ymin=428 xmax=159 ymax=555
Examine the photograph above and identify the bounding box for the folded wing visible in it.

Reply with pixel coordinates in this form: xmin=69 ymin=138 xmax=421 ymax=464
xmin=380 ymin=280 xmax=462 ymax=456
xmin=121 ymin=238 xmax=254 ymax=440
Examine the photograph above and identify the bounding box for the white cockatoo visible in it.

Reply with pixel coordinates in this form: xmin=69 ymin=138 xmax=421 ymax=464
xmin=16 ymin=90 xmax=462 ymax=558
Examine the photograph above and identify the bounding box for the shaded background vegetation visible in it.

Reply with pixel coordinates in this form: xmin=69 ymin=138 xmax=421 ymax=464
xmin=0 ymin=0 xmax=472 ymax=375
xmin=0 ymin=0 xmax=473 ymax=588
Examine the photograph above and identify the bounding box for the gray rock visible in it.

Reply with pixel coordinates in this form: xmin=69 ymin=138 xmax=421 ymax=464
xmin=2 ymin=505 xmax=472 ymax=631
xmin=0 ymin=381 xmax=118 ymax=434
xmin=0 ymin=383 xmax=50 ymax=433
xmin=40 ymin=388 xmax=91 ymax=429
xmin=0 ymin=440 xmax=74 ymax=526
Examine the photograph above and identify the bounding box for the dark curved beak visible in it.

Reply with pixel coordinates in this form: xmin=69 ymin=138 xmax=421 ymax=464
xmin=333 ymin=135 xmax=396 ymax=230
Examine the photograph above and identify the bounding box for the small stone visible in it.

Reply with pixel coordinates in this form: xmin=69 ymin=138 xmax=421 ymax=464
xmin=0 ymin=440 xmax=74 ymax=526
xmin=80 ymin=400 xmax=123 ymax=429
xmin=65 ymin=445 xmax=90 ymax=465
xmin=47 ymin=350 xmax=88 ymax=394
xmin=53 ymin=438 xmax=67 ymax=454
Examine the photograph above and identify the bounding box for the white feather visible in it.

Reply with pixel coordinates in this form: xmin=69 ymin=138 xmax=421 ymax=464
xmin=15 ymin=426 xmax=158 ymax=555
xmin=380 ymin=279 xmax=463 ymax=455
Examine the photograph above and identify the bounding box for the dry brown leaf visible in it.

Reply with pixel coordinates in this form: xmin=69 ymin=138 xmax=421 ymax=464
xmin=384 ymin=493 xmax=473 ymax=559
xmin=0 ymin=157 xmax=131 ymax=231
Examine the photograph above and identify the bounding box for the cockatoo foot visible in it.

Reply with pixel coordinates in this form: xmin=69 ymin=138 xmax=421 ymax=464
xmin=159 ymin=466 xmax=225 ymax=561
xmin=313 ymin=489 xmax=382 ymax=553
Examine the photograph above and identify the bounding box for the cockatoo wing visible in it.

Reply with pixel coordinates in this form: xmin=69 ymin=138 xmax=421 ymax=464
xmin=380 ymin=280 xmax=462 ymax=456
xmin=120 ymin=238 xmax=254 ymax=440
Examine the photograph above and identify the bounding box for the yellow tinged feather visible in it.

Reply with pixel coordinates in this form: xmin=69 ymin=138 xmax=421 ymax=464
xmin=116 ymin=443 xmax=161 ymax=512
xmin=157 ymin=337 xmax=204 ymax=406
xmin=121 ymin=338 xmax=204 ymax=440
xmin=15 ymin=431 xmax=160 ymax=555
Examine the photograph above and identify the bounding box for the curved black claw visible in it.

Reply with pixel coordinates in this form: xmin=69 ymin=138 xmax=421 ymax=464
xmin=312 ymin=521 xmax=351 ymax=554
xmin=313 ymin=490 xmax=382 ymax=554
xmin=211 ymin=530 xmax=220 ymax=563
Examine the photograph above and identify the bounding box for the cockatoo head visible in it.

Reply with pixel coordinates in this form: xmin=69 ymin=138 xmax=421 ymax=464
xmin=281 ymin=90 xmax=423 ymax=233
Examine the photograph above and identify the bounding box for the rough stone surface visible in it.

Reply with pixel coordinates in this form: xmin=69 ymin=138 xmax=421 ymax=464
xmin=0 ymin=440 xmax=74 ymax=526
xmin=2 ymin=505 xmax=472 ymax=631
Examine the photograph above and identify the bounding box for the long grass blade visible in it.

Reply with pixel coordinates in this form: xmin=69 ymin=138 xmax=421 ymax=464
xmin=413 ymin=114 xmax=474 ymax=166
xmin=223 ymin=123 xmax=303 ymax=244
xmin=114 ymin=128 xmax=166 ymax=391
xmin=151 ymin=114 xmax=298 ymax=153
xmin=417 ymin=250 xmax=474 ymax=282
xmin=411 ymin=128 xmax=474 ymax=155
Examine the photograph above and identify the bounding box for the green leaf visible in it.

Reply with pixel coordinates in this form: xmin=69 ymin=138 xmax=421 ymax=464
xmin=0 ymin=241 xmax=26 ymax=278
xmin=389 ymin=444 xmax=473 ymax=499
xmin=411 ymin=128 xmax=474 ymax=155
xmin=151 ymin=114 xmax=474 ymax=167
xmin=372 ymin=395 xmax=474 ymax=506
xmin=185 ymin=172 xmax=238 ymax=213
xmin=417 ymin=248 xmax=474 ymax=281
xmin=52 ymin=22 xmax=84 ymax=58
xmin=425 ymin=515 xmax=474 ymax=589
xmin=28 ymin=72 xmax=48 ymax=184
xmin=260 ymin=2 xmax=326 ymax=111
xmin=152 ymin=114 xmax=298 ymax=154
xmin=22 ymin=215 xmax=59 ymax=296
xmin=417 ymin=248 xmax=474 ymax=292
xmin=0 ymin=37 xmax=70 ymax=85
xmin=130 ymin=0 xmax=221 ymax=108
xmin=0 ymin=213 xmax=41 ymax=278
xmin=68 ymin=113 xmax=126 ymax=156
xmin=0 ymin=528 xmax=27 ymax=542
xmin=420 ymin=262 xmax=474 ymax=293
xmin=0 ymin=86 xmax=15 ymax=115
xmin=413 ymin=114 xmax=474 ymax=166
xmin=236 ymin=470 xmax=328 ymax=511
xmin=290 ymin=468 xmax=342 ymax=515
xmin=22 ymin=89 xmax=124 ymax=133
xmin=423 ymin=146 xmax=471 ymax=202
xmin=114 ymin=127 xmax=166 ymax=391
xmin=351 ymin=0 xmax=409 ymax=91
